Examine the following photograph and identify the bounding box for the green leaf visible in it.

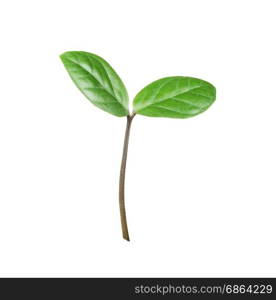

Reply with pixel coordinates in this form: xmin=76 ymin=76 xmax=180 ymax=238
xmin=133 ymin=76 xmax=216 ymax=118
xmin=60 ymin=51 xmax=129 ymax=117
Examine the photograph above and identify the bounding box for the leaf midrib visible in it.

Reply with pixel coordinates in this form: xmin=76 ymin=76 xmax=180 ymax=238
xmin=64 ymin=56 xmax=122 ymax=107
xmin=137 ymin=84 xmax=210 ymax=112
xmin=84 ymin=53 xmax=116 ymax=97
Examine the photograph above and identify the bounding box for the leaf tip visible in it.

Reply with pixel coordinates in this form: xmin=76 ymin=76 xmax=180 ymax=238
xmin=59 ymin=52 xmax=68 ymax=62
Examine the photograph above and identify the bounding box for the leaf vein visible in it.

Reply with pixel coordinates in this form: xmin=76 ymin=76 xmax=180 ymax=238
xmin=64 ymin=57 xmax=120 ymax=105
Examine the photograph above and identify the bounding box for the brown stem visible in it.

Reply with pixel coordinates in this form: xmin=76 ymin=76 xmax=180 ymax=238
xmin=119 ymin=113 xmax=135 ymax=241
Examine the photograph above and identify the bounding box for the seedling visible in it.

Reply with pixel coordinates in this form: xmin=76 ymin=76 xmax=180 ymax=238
xmin=60 ymin=51 xmax=216 ymax=241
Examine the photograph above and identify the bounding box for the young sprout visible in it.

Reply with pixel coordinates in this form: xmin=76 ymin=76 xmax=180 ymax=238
xmin=60 ymin=51 xmax=216 ymax=241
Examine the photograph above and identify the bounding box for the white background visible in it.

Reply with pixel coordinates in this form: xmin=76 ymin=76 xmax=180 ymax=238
xmin=0 ymin=0 xmax=275 ymax=277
